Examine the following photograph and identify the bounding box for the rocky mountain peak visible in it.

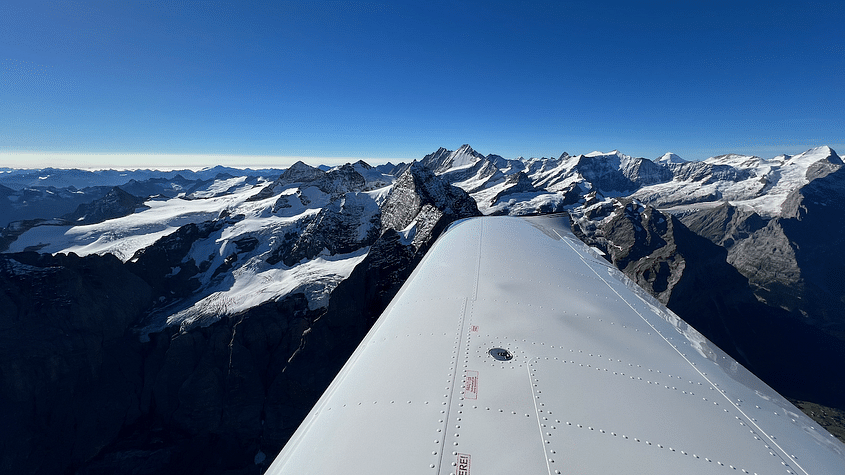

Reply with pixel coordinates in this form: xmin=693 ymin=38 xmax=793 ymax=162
xmin=421 ymin=144 xmax=486 ymax=174
xmin=312 ymin=163 xmax=367 ymax=196
xmin=247 ymin=161 xmax=327 ymax=202
xmin=379 ymin=162 xmax=480 ymax=245
xmin=64 ymin=186 xmax=148 ymax=225
xmin=456 ymin=143 xmax=477 ymax=154
xmin=280 ymin=161 xmax=326 ymax=185
xmin=353 ymin=159 xmax=373 ymax=170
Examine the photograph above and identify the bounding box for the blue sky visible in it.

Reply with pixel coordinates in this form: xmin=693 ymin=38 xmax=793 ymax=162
xmin=1 ymin=1 xmax=843 ymax=169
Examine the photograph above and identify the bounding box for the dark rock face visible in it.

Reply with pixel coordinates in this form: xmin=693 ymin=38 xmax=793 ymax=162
xmin=119 ymin=174 xmax=205 ymax=200
xmin=0 ymin=252 xmax=153 ymax=474
xmin=282 ymin=193 xmax=381 ymax=266
xmin=127 ymin=219 xmax=226 ymax=302
xmin=729 ymin=168 xmax=845 ymax=337
xmin=1 ymin=239 xmax=415 ymax=475
xmin=572 ymin=200 xmax=682 ymax=303
xmin=380 ymin=162 xmax=481 ymax=247
xmin=676 ymin=165 xmax=845 ymax=340
xmin=64 ymin=186 xmax=149 ymax=225
xmin=679 ymin=202 xmax=767 ymax=249
xmin=311 ymin=164 xmax=367 ymax=196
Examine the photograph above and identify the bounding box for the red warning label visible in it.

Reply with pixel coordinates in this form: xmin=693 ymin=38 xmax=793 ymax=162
xmin=470 ymin=325 xmax=479 ymax=332
xmin=456 ymin=453 xmax=471 ymax=475
xmin=465 ymin=370 xmax=478 ymax=400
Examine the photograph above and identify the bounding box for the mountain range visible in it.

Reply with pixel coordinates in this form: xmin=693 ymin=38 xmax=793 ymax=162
xmin=2 ymin=144 xmax=844 ymax=474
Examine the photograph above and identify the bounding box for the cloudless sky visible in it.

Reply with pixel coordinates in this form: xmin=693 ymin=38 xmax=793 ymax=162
xmin=1 ymin=0 xmax=843 ymax=168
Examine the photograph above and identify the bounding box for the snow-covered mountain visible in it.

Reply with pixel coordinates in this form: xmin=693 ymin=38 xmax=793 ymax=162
xmin=3 ymin=161 xmax=477 ymax=338
xmin=4 ymin=144 xmax=842 ymax=339
xmin=4 ymin=144 xmax=843 ymax=341
xmin=409 ymin=143 xmax=845 ymax=338
xmin=410 ymin=144 xmax=842 ymax=219
xmin=635 ymin=146 xmax=843 ymax=216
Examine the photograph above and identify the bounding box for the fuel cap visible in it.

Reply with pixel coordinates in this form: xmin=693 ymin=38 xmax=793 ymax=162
xmin=489 ymin=348 xmax=513 ymax=361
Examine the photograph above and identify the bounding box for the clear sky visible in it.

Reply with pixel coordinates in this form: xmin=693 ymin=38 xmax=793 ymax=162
xmin=2 ymin=0 xmax=843 ymax=169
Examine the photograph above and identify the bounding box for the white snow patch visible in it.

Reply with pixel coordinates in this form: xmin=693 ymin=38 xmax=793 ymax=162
xmin=365 ymin=184 xmax=393 ymax=207
xmin=7 ymin=184 xmax=268 ymax=261
xmin=163 ymin=247 xmax=369 ymax=331
xmin=190 ymin=176 xmax=249 ymax=198
xmin=399 ymin=220 xmax=418 ymax=245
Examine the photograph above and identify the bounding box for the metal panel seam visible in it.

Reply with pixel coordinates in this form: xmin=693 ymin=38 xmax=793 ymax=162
xmin=472 ymin=218 xmax=483 ymax=302
xmin=528 ymin=359 xmax=555 ymax=475
xmin=438 ymin=297 xmax=473 ymax=473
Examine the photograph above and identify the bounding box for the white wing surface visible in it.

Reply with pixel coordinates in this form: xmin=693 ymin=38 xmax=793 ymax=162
xmin=266 ymin=215 xmax=845 ymax=474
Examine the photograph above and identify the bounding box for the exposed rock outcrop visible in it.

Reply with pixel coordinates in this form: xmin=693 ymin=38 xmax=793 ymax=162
xmin=281 ymin=192 xmax=381 ymax=266
xmin=380 ymin=162 xmax=481 ymax=247
xmin=678 ymin=201 xmax=767 ymax=249
xmin=63 ymin=186 xmax=148 ymax=225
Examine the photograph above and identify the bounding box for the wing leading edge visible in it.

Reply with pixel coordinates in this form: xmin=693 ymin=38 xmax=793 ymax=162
xmin=266 ymin=215 xmax=845 ymax=474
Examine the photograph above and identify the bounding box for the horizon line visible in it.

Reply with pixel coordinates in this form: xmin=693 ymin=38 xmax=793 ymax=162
xmin=1 ymin=144 xmax=842 ymax=171
xmin=0 ymin=152 xmax=410 ymax=171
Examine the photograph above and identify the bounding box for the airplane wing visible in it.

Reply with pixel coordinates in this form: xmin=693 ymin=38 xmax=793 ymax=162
xmin=266 ymin=215 xmax=845 ymax=474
